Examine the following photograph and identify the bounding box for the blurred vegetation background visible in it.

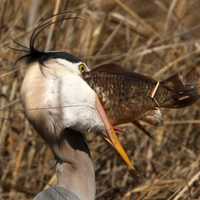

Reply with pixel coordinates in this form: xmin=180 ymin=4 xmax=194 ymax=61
xmin=0 ymin=0 xmax=200 ymax=199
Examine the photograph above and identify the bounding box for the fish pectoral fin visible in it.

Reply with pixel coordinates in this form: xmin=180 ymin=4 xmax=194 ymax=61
xmin=141 ymin=109 xmax=163 ymax=127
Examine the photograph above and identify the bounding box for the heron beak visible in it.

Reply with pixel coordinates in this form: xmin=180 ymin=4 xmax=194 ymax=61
xmin=95 ymin=96 xmax=135 ymax=171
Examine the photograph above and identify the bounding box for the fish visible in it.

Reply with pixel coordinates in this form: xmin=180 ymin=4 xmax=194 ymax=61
xmin=82 ymin=63 xmax=200 ymax=128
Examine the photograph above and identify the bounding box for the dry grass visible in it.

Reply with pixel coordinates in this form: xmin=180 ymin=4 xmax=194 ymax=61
xmin=1 ymin=0 xmax=200 ymax=199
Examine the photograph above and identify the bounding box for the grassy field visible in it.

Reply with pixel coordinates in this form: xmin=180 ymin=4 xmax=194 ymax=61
xmin=0 ymin=0 xmax=200 ymax=199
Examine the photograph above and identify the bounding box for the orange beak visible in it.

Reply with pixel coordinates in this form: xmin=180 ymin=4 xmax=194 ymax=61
xmin=95 ymin=96 xmax=134 ymax=171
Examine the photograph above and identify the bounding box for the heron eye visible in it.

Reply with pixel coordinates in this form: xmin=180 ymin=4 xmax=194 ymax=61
xmin=79 ymin=63 xmax=87 ymax=73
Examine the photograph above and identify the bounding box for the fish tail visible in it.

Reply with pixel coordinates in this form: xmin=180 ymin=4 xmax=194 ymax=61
xmin=161 ymin=74 xmax=200 ymax=108
xmin=170 ymin=85 xmax=200 ymax=108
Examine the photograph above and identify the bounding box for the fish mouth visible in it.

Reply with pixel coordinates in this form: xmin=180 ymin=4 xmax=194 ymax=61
xmin=95 ymin=95 xmax=135 ymax=171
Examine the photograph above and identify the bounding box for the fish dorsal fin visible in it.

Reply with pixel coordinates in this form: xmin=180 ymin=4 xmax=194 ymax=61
xmin=91 ymin=63 xmax=156 ymax=83
xmin=161 ymin=74 xmax=185 ymax=90
xmin=92 ymin=63 xmax=130 ymax=73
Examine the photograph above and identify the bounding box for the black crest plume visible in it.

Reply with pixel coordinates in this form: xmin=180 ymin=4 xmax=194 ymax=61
xmin=13 ymin=10 xmax=83 ymax=65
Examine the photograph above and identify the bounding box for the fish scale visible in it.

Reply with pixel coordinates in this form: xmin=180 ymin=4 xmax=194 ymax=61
xmin=83 ymin=70 xmax=158 ymax=124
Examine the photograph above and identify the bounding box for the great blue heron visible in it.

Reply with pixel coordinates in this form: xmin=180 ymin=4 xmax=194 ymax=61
xmin=19 ymin=44 xmax=137 ymax=199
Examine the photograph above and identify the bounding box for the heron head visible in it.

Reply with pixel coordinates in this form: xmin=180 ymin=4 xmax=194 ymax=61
xmin=42 ymin=54 xmax=89 ymax=77
xmin=51 ymin=57 xmax=89 ymax=76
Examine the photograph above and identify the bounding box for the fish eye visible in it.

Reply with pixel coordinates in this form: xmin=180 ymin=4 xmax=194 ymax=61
xmin=79 ymin=63 xmax=87 ymax=73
